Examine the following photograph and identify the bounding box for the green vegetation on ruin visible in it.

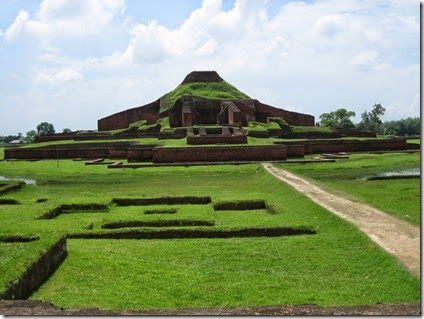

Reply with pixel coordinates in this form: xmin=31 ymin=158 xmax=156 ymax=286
xmin=290 ymin=125 xmax=334 ymax=133
xmin=159 ymin=81 xmax=250 ymax=113
xmin=280 ymin=152 xmax=420 ymax=225
xmin=0 ymin=155 xmax=419 ymax=310
xmin=9 ymin=134 xmax=399 ymax=153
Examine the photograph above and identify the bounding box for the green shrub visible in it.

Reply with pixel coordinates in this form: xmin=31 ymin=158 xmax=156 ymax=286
xmin=290 ymin=126 xmax=334 ymax=133
xmin=128 ymin=120 xmax=147 ymax=128
xmin=268 ymin=117 xmax=289 ymax=128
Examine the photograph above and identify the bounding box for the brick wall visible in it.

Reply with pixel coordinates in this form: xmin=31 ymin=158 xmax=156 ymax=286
xmin=127 ymin=144 xmax=158 ymax=162
xmin=152 ymin=145 xmax=287 ymax=163
xmin=304 ymin=139 xmax=417 ymax=154
xmin=254 ymin=100 xmax=315 ymax=126
xmin=97 ymin=100 xmax=160 ymax=131
xmin=336 ymin=129 xmax=377 ymax=138
xmin=4 ymin=139 xmax=417 ymax=161
xmin=4 ymin=142 xmax=134 ymax=160
xmin=0 ymin=237 xmax=67 ymax=300
xmin=187 ymin=135 xmax=247 ymax=145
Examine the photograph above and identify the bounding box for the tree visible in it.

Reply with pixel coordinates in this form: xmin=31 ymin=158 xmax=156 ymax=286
xmin=24 ymin=130 xmax=37 ymax=144
xmin=318 ymin=108 xmax=356 ymax=129
xmin=62 ymin=128 xmax=72 ymax=133
xmin=383 ymin=117 xmax=420 ymax=136
xmin=0 ymin=134 xmax=22 ymax=143
xmin=357 ymin=103 xmax=386 ymax=133
xmin=36 ymin=122 xmax=55 ymax=135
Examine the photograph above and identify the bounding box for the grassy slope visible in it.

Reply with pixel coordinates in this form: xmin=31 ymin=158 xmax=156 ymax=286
xmin=280 ymin=152 xmax=420 ymax=225
xmin=159 ymin=81 xmax=250 ymax=113
xmin=4 ymin=136 xmax=389 ymax=152
xmin=0 ymin=160 xmax=419 ymax=309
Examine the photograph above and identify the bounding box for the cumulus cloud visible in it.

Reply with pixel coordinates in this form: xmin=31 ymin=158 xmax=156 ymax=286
xmin=32 ymin=68 xmax=84 ymax=84
xmin=1 ymin=0 xmax=125 ymax=41
xmin=2 ymin=10 xmax=31 ymax=41
xmin=349 ymin=51 xmax=389 ymax=71
xmin=0 ymin=0 xmax=419 ymax=135
xmin=126 ymin=0 xmax=270 ymax=64
xmin=313 ymin=14 xmax=345 ymax=37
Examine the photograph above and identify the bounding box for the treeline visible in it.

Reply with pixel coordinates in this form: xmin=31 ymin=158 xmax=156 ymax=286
xmin=318 ymin=104 xmax=420 ymax=136
xmin=0 ymin=133 xmax=24 ymax=144
xmin=0 ymin=122 xmax=71 ymax=144
xmin=382 ymin=117 xmax=420 ymax=136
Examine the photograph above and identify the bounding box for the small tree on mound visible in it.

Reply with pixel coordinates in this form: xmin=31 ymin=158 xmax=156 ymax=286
xmin=318 ymin=108 xmax=356 ymax=129
xmin=36 ymin=122 xmax=55 ymax=135
xmin=357 ymin=103 xmax=386 ymax=133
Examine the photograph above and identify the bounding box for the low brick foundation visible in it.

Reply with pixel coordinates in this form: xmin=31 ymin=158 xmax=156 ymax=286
xmin=152 ymin=145 xmax=287 ymax=163
xmin=0 ymin=183 xmax=23 ymax=195
xmin=4 ymin=142 xmax=135 ymax=160
xmin=187 ymin=135 xmax=247 ymax=145
xmin=127 ymin=144 xmax=158 ymax=162
xmin=304 ymin=139 xmax=417 ymax=154
xmin=4 ymin=139 xmax=418 ymax=162
xmin=273 ymin=138 xmax=418 ymax=155
xmin=0 ymin=237 xmax=67 ymax=300
xmin=69 ymin=227 xmax=316 ymax=240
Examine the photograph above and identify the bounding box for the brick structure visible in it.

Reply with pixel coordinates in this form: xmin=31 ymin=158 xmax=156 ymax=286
xmin=97 ymin=71 xmax=315 ymax=131
xmin=4 ymin=139 xmax=419 ymax=161
xmin=152 ymin=145 xmax=288 ymax=163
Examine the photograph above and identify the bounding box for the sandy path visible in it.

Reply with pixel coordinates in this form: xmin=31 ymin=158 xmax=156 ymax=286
xmin=262 ymin=163 xmax=420 ymax=277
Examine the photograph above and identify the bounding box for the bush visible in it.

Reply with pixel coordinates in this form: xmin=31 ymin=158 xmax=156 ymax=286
xmin=268 ymin=117 xmax=289 ymax=128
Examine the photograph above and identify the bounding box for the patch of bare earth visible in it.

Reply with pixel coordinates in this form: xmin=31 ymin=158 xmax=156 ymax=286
xmin=0 ymin=300 xmax=420 ymax=316
xmin=262 ymin=163 xmax=420 ymax=277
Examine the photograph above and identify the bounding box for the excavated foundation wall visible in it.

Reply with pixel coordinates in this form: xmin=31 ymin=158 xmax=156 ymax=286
xmin=254 ymin=100 xmax=315 ymax=126
xmin=97 ymin=100 xmax=160 ymax=131
xmin=187 ymin=135 xmax=247 ymax=145
xmin=285 ymin=144 xmax=305 ymax=157
xmin=4 ymin=143 xmax=135 ymax=160
xmin=304 ymin=139 xmax=417 ymax=154
xmin=4 ymin=139 xmax=417 ymax=161
xmin=0 ymin=237 xmax=67 ymax=300
xmin=127 ymin=145 xmax=158 ymax=162
xmin=152 ymin=145 xmax=288 ymax=163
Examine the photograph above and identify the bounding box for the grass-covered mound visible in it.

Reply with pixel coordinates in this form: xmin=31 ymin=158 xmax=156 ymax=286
xmin=159 ymin=81 xmax=250 ymax=113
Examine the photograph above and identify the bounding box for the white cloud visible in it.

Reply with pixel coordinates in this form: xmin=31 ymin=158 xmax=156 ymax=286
xmin=126 ymin=0 xmax=271 ymax=64
xmin=2 ymin=0 xmax=125 ymax=41
xmin=32 ymin=68 xmax=84 ymax=84
xmin=129 ymin=21 xmax=180 ymax=62
xmin=2 ymin=10 xmax=30 ymax=41
xmin=349 ymin=51 xmax=389 ymax=71
xmin=0 ymin=0 xmax=419 ymax=135
xmin=313 ymin=14 xmax=345 ymax=37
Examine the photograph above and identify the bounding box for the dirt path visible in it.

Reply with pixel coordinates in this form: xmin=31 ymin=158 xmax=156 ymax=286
xmin=262 ymin=163 xmax=420 ymax=277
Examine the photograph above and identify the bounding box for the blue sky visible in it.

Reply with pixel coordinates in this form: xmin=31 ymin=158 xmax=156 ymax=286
xmin=0 ymin=0 xmax=420 ymax=135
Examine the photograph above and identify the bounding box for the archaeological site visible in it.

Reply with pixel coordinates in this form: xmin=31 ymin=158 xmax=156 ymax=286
xmin=3 ymin=71 xmax=419 ymax=164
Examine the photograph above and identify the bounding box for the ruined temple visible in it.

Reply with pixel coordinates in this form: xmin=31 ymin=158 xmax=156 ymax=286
xmin=97 ymin=71 xmax=315 ymax=131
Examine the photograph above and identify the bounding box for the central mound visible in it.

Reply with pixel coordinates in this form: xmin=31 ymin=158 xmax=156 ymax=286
xmin=159 ymin=71 xmax=250 ymax=113
xmin=180 ymin=71 xmax=224 ymax=84
xmin=97 ymin=70 xmax=315 ymax=131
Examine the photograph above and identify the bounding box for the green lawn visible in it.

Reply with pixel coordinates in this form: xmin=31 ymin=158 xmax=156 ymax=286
xmin=0 ymin=158 xmax=419 ymax=310
xmin=279 ymin=152 xmax=420 ymax=224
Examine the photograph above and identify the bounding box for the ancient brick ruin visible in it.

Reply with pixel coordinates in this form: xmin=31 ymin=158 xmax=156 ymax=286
xmin=97 ymin=71 xmax=315 ymax=131
xmin=4 ymin=70 xmax=419 ymax=163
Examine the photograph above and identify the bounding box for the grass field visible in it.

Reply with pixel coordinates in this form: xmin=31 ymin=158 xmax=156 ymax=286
xmin=0 ymin=153 xmax=420 ymax=310
xmin=279 ymin=152 xmax=420 ymax=225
